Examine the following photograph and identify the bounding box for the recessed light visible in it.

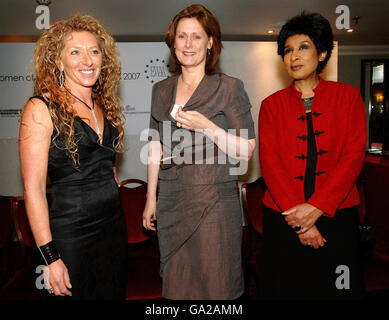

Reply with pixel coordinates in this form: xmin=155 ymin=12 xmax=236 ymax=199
xmin=346 ymin=28 xmax=354 ymax=33
xmin=267 ymin=30 xmax=274 ymax=34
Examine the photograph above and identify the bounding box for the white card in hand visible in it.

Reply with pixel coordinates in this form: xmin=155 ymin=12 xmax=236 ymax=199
xmin=171 ymin=104 xmax=183 ymax=120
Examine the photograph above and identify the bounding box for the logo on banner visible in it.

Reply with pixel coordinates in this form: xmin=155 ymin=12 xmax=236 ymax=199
xmin=144 ymin=58 xmax=170 ymax=84
xmin=0 ymin=108 xmax=23 ymax=118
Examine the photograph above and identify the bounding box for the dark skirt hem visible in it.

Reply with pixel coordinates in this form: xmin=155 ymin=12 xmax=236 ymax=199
xmin=259 ymin=205 xmax=364 ymax=300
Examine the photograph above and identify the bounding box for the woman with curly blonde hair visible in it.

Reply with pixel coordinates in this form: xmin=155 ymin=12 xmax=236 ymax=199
xmin=19 ymin=15 xmax=127 ymax=299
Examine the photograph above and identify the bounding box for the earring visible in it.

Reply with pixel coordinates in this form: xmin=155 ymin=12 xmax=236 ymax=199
xmin=98 ymin=74 xmax=102 ymax=86
xmin=207 ymin=48 xmax=211 ymax=56
xmin=59 ymin=71 xmax=64 ymax=88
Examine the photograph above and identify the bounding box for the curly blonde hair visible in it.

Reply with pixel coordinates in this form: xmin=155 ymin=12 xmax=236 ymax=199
xmin=32 ymin=14 xmax=124 ymax=168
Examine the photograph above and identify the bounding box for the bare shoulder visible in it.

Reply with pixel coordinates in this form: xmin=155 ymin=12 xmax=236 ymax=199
xmin=24 ymin=97 xmax=50 ymax=113
xmin=21 ymin=97 xmax=53 ymax=129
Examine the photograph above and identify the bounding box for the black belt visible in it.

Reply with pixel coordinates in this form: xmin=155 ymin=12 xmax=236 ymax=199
xmin=160 ymin=145 xmax=224 ymax=170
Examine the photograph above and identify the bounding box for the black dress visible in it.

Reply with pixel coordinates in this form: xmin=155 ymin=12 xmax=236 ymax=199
xmin=34 ymin=96 xmax=127 ymax=299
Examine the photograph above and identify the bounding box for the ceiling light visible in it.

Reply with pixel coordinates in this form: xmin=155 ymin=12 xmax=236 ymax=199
xmin=267 ymin=30 xmax=274 ymax=34
xmin=347 ymin=29 xmax=354 ymax=33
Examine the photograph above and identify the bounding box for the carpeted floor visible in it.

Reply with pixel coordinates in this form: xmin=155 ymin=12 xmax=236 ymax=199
xmin=1 ymin=228 xmax=389 ymax=301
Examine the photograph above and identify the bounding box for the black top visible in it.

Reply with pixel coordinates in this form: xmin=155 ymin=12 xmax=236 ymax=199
xmin=302 ymin=97 xmax=317 ymax=201
xmin=29 ymin=96 xmax=127 ymax=299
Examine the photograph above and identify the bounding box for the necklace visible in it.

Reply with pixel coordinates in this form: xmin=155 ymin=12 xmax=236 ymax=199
xmin=179 ymin=75 xmax=202 ymax=88
xmin=67 ymin=90 xmax=102 ymax=144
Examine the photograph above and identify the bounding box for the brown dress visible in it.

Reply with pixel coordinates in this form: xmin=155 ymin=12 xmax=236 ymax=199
xmin=149 ymin=73 xmax=255 ymax=299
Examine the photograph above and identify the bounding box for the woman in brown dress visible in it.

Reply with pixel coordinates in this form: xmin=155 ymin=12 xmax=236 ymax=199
xmin=142 ymin=4 xmax=256 ymax=300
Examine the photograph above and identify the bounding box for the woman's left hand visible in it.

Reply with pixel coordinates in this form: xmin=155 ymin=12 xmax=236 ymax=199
xmin=175 ymin=107 xmax=214 ymax=131
xmin=298 ymin=225 xmax=326 ymax=249
xmin=282 ymin=203 xmax=323 ymax=234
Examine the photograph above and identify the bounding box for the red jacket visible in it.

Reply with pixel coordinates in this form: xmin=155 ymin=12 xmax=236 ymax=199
xmin=258 ymin=77 xmax=367 ymax=217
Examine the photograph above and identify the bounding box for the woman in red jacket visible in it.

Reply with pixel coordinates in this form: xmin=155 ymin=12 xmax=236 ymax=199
xmin=258 ymin=12 xmax=366 ymax=299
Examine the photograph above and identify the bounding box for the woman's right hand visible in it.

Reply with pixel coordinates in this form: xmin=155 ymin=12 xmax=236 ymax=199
xmin=47 ymin=259 xmax=72 ymax=296
xmin=298 ymin=225 xmax=326 ymax=249
xmin=143 ymin=196 xmax=157 ymax=231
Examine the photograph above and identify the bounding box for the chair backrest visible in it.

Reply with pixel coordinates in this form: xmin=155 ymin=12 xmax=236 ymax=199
xmin=241 ymin=177 xmax=266 ymax=235
xmin=356 ymin=173 xmax=367 ymax=225
xmin=10 ymin=198 xmax=35 ymax=248
xmin=119 ymin=179 xmax=151 ymax=244
xmin=0 ymin=196 xmax=13 ymax=249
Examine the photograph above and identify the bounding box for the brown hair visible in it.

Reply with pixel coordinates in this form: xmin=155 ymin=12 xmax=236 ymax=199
xmin=32 ymin=14 xmax=124 ymax=168
xmin=165 ymin=4 xmax=223 ymax=75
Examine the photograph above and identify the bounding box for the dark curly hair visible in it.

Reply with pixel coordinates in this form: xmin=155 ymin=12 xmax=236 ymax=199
xmin=277 ymin=12 xmax=334 ymax=74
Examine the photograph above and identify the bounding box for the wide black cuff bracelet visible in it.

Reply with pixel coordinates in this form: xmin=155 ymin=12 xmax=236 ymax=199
xmin=38 ymin=241 xmax=60 ymax=266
